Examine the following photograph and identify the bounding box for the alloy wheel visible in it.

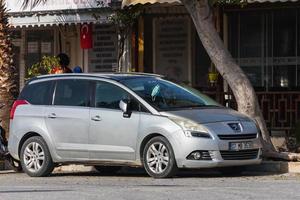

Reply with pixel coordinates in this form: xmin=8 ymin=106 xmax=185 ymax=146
xmin=23 ymin=142 xmax=45 ymax=173
xmin=146 ymin=142 xmax=169 ymax=174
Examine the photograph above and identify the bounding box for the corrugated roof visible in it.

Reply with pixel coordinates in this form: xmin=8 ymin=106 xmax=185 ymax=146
xmin=122 ymin=0 xmax=180 ymax=8
xmin=8 ymin=10 xmax=110 ymax=28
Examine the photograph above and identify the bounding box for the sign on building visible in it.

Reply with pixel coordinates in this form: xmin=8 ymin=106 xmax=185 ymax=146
xmin=88 ymin=24 xmax=118 ymax=72
xmin=6 ymin=0 xmax=112 ymax=12
xmin=153 ymin=16 xmax=191 ymax=84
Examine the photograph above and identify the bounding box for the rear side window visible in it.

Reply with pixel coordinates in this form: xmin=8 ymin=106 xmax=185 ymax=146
xmin=19 ymin=81 xmax=53 ymax=105
xmin=54 ymin=79 xmax=90 ymax=107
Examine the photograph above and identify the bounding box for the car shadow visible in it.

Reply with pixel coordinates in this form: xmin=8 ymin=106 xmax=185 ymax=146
xmin=49 ymin=166 xmax=285 ymax=178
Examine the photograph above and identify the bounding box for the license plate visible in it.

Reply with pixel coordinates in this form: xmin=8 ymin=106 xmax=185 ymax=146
xmin=229 ymin=141 xmax=253 ymax=151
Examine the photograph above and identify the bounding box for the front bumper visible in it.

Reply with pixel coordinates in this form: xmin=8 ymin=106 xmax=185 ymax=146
xmin=172 ymin=131 xmax=262 ymax=169
xmin=177 ymin=149 xmax=262 ymax=169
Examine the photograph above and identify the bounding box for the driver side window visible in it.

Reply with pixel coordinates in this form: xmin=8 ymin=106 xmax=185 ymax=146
xmin=94 ymin=81 xmax=140 ymax=111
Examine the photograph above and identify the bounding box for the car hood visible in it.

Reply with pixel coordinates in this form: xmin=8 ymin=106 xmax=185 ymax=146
xmin=160 ymin=107 xmax=251 ymax=124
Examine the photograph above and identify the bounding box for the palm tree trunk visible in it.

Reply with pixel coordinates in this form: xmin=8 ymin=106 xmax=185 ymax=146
xmin=0 ymin=0 xmax=18 ymax=138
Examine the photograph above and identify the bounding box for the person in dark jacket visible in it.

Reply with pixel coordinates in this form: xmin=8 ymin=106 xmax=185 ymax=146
xmin=57 ymin=53 xmax=72 ymax=73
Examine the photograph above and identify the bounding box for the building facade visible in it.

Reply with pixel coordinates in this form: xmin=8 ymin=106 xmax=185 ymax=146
xmin=7 ymin=0 xmax=300 ymax=137
xmin=127 ymin=1 xmax=300 ymax=137
xmin=7 ymin=0 xmax=122 ymax=90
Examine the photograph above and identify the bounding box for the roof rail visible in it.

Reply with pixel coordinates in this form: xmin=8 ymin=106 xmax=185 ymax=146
xmin=113 ymin=72 xmax=165 ymax=77
xmin=26 ymin=72 xmax=165 ymax=84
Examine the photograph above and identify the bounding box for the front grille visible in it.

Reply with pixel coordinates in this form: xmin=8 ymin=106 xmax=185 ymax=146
xmin=218 ymin=134 xmax=257 ymax=140
xmin=220 ymin=149 xmax=259 ymax=160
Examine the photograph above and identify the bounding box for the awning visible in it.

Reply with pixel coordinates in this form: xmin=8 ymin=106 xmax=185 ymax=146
xmin=8 ymin=10 xmax=111 ymax=28
xmin=122 ymin=0 xmax=299 ymax=8
xmin=248 ymin=0 xmax=298 ymax=2
xmin=122 ymin=0 xmax=180 ymax=8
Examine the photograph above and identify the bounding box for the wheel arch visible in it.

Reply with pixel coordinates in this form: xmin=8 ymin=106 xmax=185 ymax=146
xmin=18 ymin=132 xmax=41 ymax=158
xmin=139 ymin=133 xmax=166 ymax=164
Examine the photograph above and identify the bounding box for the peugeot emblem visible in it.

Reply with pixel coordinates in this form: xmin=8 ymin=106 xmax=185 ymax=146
xmin=228 ymin=123 xmax=242 ymax=133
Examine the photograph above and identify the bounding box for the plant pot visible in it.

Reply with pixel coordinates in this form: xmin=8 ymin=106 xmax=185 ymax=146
xmin=208 ymin=72 xmax=218 ymax=84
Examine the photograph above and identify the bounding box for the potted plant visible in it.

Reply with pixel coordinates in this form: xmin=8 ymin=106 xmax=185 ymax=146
xmin=27 ymin=56 xmax=61 ymax=79
xmin=208 ymin=63 xmax=218 ymax=85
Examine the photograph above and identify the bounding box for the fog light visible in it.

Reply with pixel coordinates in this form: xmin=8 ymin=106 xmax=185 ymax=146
xmin=187 ymin=151 xmax=212 ymax=160
xmin=192 ymin=152 xmax=202 ymax=160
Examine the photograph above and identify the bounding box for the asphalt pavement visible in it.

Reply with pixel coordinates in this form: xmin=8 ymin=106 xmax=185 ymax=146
xmin=0 ymin=168 xmax=300 ymax=200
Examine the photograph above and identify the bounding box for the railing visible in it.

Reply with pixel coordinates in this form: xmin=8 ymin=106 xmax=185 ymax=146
xmin=203 ymin=90 xmax=300 ymax=136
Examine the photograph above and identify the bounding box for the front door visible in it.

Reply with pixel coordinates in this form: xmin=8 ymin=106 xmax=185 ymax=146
xmin=45 ymin=79 xmax=91 ymax=160
xmin=89 ymin=81 xmax=140 ymax=161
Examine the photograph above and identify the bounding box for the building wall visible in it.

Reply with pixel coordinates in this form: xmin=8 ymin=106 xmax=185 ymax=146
xmin=142 ymin=5 xmax=215 ymax=90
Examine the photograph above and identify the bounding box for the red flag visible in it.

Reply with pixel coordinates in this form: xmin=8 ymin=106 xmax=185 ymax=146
xmin=80 ymin=24 xmax=93 ymax=49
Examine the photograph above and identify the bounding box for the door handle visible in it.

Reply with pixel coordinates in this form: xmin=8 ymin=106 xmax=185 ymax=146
xmin=48 ymin=113 xmax=57 ymax=119
xmin=91 ymin=115 xmax=102 ymax=121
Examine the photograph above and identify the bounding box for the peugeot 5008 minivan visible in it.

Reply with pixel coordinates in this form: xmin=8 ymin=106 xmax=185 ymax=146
xmin=8 ymin=73 xmax=262 ymax=178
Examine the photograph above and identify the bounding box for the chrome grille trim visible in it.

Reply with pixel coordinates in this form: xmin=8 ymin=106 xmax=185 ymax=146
xmin=220 ymin=149 xmax=259 ymax=160
xmin=218 ymin=134 xmax=257 ymax=140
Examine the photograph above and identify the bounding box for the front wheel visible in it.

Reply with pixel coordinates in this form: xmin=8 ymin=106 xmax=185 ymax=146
xmin=143 ymin=136 xmax=178 ymax=178
xmin=20 ymin=136 xmax=54 ymax=177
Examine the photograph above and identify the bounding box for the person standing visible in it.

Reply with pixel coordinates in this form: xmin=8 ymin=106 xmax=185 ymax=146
xmin=57 ymin=53 xmax=72 ymax=73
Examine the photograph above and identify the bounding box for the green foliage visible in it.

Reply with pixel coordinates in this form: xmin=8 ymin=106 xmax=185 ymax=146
xmin=108 ymin=6 xmax=142 ymax=33
xmin=27 ymin=56 xmax=59 ymax=79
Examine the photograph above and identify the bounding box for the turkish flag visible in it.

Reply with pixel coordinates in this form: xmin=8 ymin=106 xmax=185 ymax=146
xmin=80 ymin=24 xmax=93 ymax=49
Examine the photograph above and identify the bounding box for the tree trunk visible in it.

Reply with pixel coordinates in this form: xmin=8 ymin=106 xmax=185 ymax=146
xmin=180 ymin=0 xmax=278 ymax=153
xmin=0 ymin=0 xmax=18 ymax=138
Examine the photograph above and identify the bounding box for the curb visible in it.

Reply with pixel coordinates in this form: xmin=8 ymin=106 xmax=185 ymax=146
xmin=245 ymin=161 xmax=300 ymax=173
xmin=54 ymin=165 xmax=94 ymax=173
xmin=0 ymin=160 xmax=4 ymax=170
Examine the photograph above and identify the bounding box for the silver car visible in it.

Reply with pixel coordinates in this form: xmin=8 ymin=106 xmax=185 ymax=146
xmin=8 ymin=73 xmax=262 ymax=178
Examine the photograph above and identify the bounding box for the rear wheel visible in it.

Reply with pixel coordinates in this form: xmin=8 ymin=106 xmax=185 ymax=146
xmin=143 ymin=136 xmax=178 ymax=178
xmin=94 ymin=166 xmax=122 ymax=175
xmin=20 ymin=136 xmax=54 ymax=177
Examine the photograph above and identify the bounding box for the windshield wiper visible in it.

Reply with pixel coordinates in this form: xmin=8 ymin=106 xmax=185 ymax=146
xmin=162 ymin=105 xmax=221 ymax=111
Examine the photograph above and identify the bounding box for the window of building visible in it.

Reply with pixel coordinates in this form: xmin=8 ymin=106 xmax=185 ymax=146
xmin=25 ymin=30 xmax=54 ymax=76
xmin=228 ymin=9 xmax=299 ymax=90
xmin=54 ymin=79 xmax=90 ymax=107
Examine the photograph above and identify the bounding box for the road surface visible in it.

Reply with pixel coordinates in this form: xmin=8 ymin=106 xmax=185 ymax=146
xmin=0 ymin=168 xmax=299 ymax=200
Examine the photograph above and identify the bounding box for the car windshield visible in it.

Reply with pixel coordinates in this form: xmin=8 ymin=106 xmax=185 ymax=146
xmin=121 ymin=77 xmax=221 ymax=111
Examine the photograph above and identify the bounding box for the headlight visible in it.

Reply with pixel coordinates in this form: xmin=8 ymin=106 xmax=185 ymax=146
xmin=169 ymin=117 xmax=212 ymax=138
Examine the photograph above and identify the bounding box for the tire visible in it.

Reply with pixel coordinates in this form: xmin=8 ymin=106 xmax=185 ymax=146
xmin=219 ymin=166 xmax=245 ymax=176
xmin=94 ymin=166 xmax=122 ymax=175
xmin=143 ymin=136 xmax=178 ymax=178
xmin=20 ymin=136 xmax=54 ymax=177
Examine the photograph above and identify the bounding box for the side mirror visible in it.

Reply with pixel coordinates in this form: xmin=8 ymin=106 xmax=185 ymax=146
xmin=119 ymin=99 xmax=132 ymax=118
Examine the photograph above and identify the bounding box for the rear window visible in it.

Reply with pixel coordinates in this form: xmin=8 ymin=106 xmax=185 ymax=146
xmin=19 ymin=80 xmax=54 ymax=105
